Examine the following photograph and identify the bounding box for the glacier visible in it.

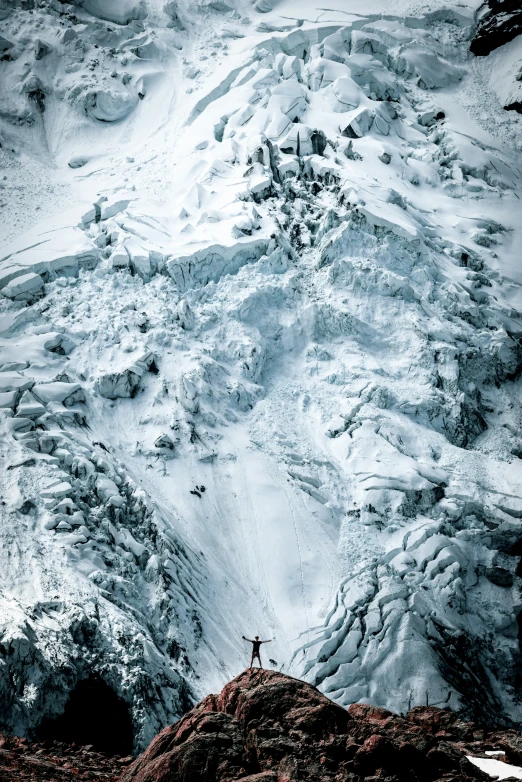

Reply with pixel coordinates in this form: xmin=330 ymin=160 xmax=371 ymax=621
xmin=0 ymin=0 xmax=521 ymax=752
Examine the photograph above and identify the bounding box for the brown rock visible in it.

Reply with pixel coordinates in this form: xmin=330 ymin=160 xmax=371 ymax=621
xmin=427 ymin=740 xmax=465 ymax=772
xmin=348 ymin=704 xmax=394 ymax=724
xmin=118 ymin=672 xmax=522 ymax=782
xmin=353 ymin=733 xmax=398 ymax=773
xmin=490 ymin=732 xmax=522 ymax=765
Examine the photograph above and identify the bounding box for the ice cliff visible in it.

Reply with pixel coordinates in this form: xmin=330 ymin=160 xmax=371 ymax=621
xmin=0 ymin=0 xmax=521 ymax=752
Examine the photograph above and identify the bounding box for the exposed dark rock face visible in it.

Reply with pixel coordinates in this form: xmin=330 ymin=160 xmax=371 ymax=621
xmin=470 ymin=0 xmax=522 ymax=56
xmin=120 ymin=669 xmax=522 ymax=782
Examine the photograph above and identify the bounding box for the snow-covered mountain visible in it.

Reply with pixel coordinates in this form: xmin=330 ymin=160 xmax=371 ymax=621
xmin=0 ymin=0 xmax=521 ymax=752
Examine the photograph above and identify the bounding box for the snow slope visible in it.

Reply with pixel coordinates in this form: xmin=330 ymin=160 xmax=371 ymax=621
xmin=1 ymin=0 xmax=522 ymax=750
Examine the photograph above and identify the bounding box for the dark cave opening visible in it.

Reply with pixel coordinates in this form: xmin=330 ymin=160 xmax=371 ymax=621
xmin=37 ymin=676 xmax=133 ymax=755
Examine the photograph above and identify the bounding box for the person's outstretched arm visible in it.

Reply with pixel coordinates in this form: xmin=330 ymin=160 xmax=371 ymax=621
xmin=260 ymin=639 xmax=274 ymax=644
xmin=242 ymin=636 xmax=254 ymax=643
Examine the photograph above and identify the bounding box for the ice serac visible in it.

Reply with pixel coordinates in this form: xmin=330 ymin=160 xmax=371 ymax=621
xmin=1 ymin=0 xmax=522 ymax=757
xmin=166 ymin=238 xmax=270 ymax=291
xmin=0 ymin=223 xmax=100 ymax=292
xmin=70 ymin=0 xmax=147 ymax=25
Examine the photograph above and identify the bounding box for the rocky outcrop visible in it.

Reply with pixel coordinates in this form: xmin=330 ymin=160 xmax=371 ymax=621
xmin=0 ymin=732 xmax=133 ymax=781
xmin=121 ymin=669 xmax=522 ymax=782
xmin=470 ymin=0 xmax=522 ymax=56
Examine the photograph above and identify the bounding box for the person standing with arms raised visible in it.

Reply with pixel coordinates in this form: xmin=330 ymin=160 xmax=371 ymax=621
xmin=242 ymin=635 xmax=273 ymax=669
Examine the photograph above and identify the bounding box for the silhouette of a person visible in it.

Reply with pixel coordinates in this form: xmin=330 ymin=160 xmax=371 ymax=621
xmin=242 ymin=635 xmax=273 ymax=669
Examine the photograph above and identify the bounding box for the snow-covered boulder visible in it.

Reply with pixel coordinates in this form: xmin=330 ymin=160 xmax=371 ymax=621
xmin=84 ymin=89 xmax=139 ymax=122
xmin=95 ymin=353 xmax=157 ymax=399
xmin=326 ymin=77 xmax=360 ymax=112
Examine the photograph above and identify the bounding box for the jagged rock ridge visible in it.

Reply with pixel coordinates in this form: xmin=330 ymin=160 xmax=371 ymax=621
xmin=470 ymin=0 xmax=522 ymax=57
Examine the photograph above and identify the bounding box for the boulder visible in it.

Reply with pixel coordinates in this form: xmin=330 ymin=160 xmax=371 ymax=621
xmin=0 ymin=732 xmax=129 ymax=779
xmin=120 ymin=671 xmax=351 ymax=782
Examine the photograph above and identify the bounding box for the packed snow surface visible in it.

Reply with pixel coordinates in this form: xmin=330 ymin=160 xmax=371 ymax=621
xmin=1 ymin=0 xmax=522 ymax=752
xmin=467 ymin=755 xmax=522 ymax=780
